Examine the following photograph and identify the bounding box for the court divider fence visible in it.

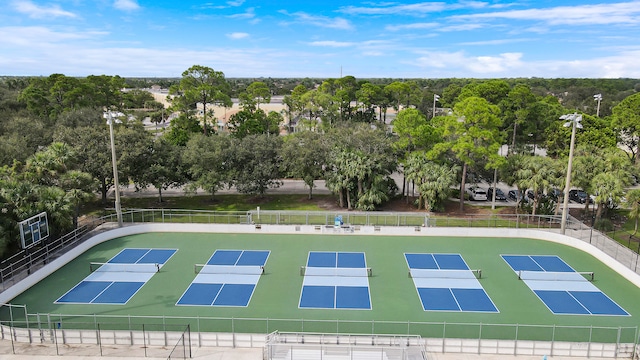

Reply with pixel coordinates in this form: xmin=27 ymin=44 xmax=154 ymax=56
xmin=1 ymin=311 xmax=639 ymax=358
xmin=2 ymin=209 xmax=640 ymax=358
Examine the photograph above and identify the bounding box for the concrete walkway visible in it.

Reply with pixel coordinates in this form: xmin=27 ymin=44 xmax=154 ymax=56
xmin=0 ymin=339 xmax=606 ymax=360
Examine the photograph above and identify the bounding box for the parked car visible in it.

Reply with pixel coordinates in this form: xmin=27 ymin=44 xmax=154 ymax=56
xmin=569 ymin=189 xmax=589 ymax=203
xmin=466 ymin=186 xmax=488 ymax=201
xmin=549 ymin=188 xmax=562 ymax=201
xmin=525 ymin=189 xmax=547 ymax=202
xmin=507 ymin=190 xmax=528 ymax=202
xmin=487 ymin=187 xmax=507 ymax=201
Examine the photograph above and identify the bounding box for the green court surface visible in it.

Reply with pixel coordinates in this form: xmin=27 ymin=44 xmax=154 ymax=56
xmin=3 ymin=232 xmax=640 ymax=343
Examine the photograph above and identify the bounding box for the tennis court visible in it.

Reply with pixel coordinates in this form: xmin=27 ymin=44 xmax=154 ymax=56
xmin=55 ymin=248 xmax=176 ymax=305
xmin=299 ymin=251 xmax=371 ymax=309
xmin=406 ymin=253 xmax=497 ymax=313
xmin=502 ymin=255 xmax=629 ymax=316
xmin=176 ymin=250 xmax=269 ymax=307
xmin=4 ymin=231 xmax=640 ymax=342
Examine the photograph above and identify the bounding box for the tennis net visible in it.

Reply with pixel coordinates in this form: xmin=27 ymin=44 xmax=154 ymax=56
xmin=517 ymin=270 xmax=594 ymax=282
xmin=194 ymin=264 xmax=264 ymax=275
xmin=300 ymin=266 xmax=372 ymax=277
xmin=409 ymin=268 xmax=482 ymax=279
xmin=89 ymin=262 xmax=160 ymax=273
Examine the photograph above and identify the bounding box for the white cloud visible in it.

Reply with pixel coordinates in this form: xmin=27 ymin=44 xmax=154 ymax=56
xmin=0 ymin=26 xmax=106 ymax=46
xmin=339 ymin=1 xmax=503 ymax=16
xmin=457 ymin=38 xmax=535 ymax=46
xmin=385 ymin=22 xmax=439 ymax=31
xmin=228 ymin=7 xmax=256 ymax=20
xmin=227 ymin=32 xmax=249 ymax=39
xmin=227 ymin=0 xmax=245 ymax=6
xmin=438 ymin=23 xmax=485 ymax=32
xmin=340 ymin=2 xmax=448 ymax=16
xmin=308 ymin=41 xmax=354 ymax=47
xmin=279 ymin=11 xmax=353 ymax=30
xmin=412 ymin=50 xmax=524 ymax=73
xmin=12 ymin=0 xmax=76 ymax=18
xmin=451 ymin=1 xmax=640 ymax=26
xmin=114 ymin=0 xmax=140 ymax=11
xmin=408 ymin=49 xmax=640 ymax=78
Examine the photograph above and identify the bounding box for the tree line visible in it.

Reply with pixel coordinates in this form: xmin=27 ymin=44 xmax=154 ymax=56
xmin=1 ymin=66 xmax=640 ymax=259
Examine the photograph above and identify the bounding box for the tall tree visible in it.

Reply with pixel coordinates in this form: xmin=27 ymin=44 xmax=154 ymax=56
xmin=182 ymin=134 xmax=232 ymax=199
xmin=324 ymin=124 xmax=398 ymax=210
xmin=515 ymin=156 xmax=559 ymax=216
xmin=130 ymin=138 xmax=186 ymax=202
xmin=500 ymin=84 xmax=537 ymax=153
xmin=611 ymin=92 xmax=640 ymax=164
xmin=227 ymin=134 xmax=283 ymax=196
xmin=404 ymin=152 xmax=458 ymax=211
xmin=625 ymin=189 xmax=640 ymax=236
xmin=280 ymin=131 xmax=329 ymax=199
xmin=54 ymin=126 xmax=112 ymax=204
xmin=240 ymin=81 xmax=271 ymax=111
xmin=169 ymin=65 xmax=232 ymax=136
xmin=282 ymin=84 xmax=308 ymax=132
xmin=430 ymin=96 xmax=503 ymax=211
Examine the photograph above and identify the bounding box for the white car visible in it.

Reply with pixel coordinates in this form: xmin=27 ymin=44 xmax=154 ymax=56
xmin=467 ymin=186 xmax=488 ymax=201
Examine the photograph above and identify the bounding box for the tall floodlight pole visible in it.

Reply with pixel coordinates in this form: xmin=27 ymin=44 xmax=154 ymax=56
xmin=560 ymin=113 xmax=583 ymax=234
xmin=432 ymin=94 xmax=440 ymax=119
xmin=104 ymin=111 xmax=123 ymax=227
xmin=593 ymin=94 xmax=602 ymax=117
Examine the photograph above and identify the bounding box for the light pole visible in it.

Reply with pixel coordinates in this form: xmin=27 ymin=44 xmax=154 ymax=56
xmin=104 ymin=111 xmax=123 ymax=227
xmin=560 ymin=113 xmax=583 ymax=234
xmin=432 ymin=94 xmax=440 ymax=119
xmin=593 ymin=94 xmax=602 ymax=117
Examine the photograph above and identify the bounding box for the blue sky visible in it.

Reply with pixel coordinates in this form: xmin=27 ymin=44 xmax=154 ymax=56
xmin=1 ymin=0 xmax=640 ymax=78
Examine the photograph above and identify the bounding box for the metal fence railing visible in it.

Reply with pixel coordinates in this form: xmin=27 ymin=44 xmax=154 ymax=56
xmin=2 ymin=209 xmax=640 ymax=293
xmin=2 ymin=210 xmax=640 ymax=358
xmin=1 ymin=312 xmax=637 ymax=358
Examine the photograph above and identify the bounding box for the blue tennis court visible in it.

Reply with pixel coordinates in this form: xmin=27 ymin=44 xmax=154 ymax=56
xmin=176 ymin=250 xmax=269 ymax=307
xmin=55 ymin=248 xmax=177 ymax=305
xmin=299 ymin=251 xmax=371 ymax=309
xmin=502 ymin=255 xmax=629 ymax=316
xmin=405 ymin=253 xmax=498 ymax=313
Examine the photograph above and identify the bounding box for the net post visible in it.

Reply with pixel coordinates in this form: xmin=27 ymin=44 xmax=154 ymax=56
xmin=300 ymin=266 xmax=305 ymax=276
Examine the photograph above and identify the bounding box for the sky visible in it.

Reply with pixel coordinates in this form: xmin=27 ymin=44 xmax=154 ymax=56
xmin=1 ymin=0 xmax=640 ymax=79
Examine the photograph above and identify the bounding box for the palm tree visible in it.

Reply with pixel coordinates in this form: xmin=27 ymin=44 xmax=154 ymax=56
xmin=591 ymin=172 xmax=625 ymax=222
xmin=625 ymin=189 xmax=640 ymax=236
xmin=516 ymin=156 xmax=558 ymax=216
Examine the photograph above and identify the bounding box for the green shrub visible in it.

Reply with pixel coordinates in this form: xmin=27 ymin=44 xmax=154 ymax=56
xmin=594 ymin=218 xmax=614 ymax=232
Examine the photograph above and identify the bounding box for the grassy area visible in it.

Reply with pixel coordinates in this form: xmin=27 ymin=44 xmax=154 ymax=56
xmin=84 ymin=194 xmax=335 ymax=216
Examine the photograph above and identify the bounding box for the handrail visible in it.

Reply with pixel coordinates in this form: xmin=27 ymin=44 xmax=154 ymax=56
xmin=1 ymin=209 xmax=638 ymax=294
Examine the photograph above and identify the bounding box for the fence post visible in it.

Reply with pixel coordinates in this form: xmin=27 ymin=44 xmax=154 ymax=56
xmin=53 ymin=318 xmax=59 ymax=356
xmin=514 ymin=324 xmax=519 ymax=355
xmin=478 ymin=322 xmax=482 ymax=354
xmin=143 ymin=324 xmax=147 ymax=358
xmin=587 ymin=325 xmax=592 ymax=358
xmin=551 ymin=324 xmax=555 ymax=357
xmin=97 ymin=323 xmax=103 ymax=357
xmin=442 ymin=322 xmax=446 ymax=353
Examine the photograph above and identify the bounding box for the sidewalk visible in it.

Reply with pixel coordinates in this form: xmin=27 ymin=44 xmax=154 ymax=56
xmin=0 ymin=339 xmax=600 ymax=360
